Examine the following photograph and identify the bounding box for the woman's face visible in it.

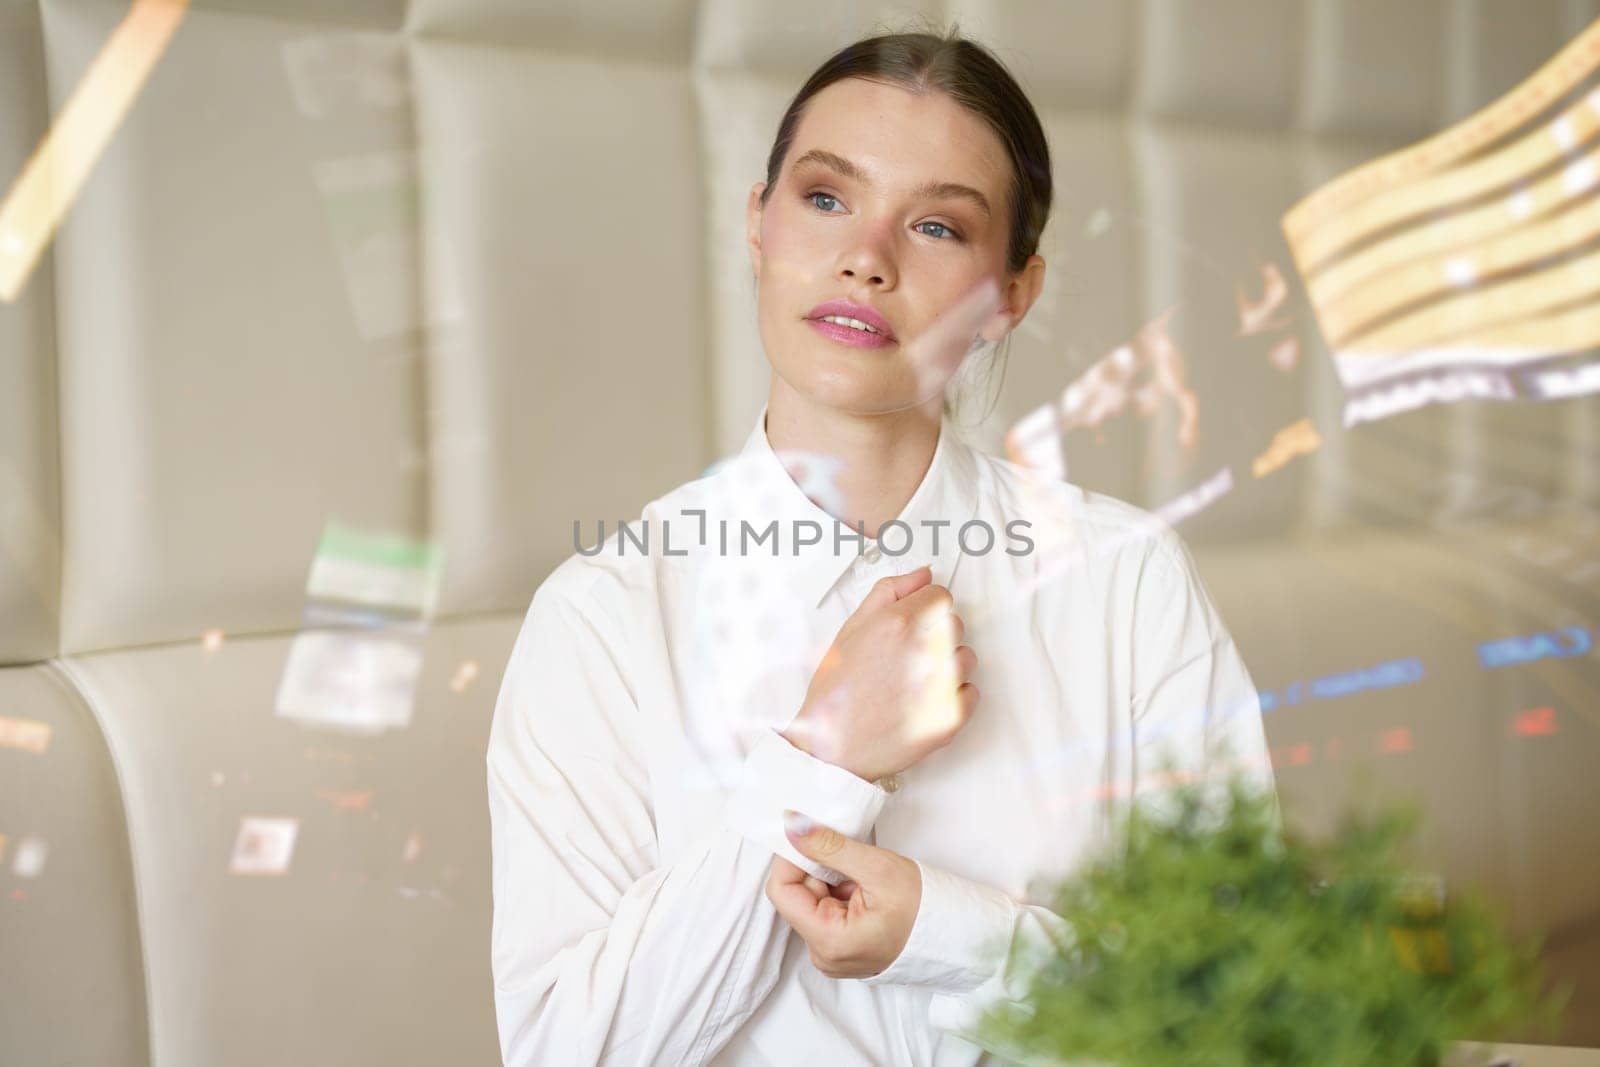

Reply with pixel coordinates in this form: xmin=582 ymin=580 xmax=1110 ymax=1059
xmin=746 ymin=76 xmax=1044 ymax=417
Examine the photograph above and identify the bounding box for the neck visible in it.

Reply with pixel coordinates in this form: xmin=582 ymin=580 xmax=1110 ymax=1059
xmin=763 ymin=380 xmax=943 ymax=540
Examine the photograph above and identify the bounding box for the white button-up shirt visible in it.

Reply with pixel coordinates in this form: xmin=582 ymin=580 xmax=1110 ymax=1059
xmin=487 ymin=403 xmax=1275 ymax=1065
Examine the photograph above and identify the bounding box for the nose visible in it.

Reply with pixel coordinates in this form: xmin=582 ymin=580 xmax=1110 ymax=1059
xmin=836 ymin=224 xmax=897 ymax=290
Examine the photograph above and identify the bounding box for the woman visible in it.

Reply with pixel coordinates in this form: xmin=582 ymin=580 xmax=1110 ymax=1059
xmin=487 ymin=27 xmax=1274 ymax=1066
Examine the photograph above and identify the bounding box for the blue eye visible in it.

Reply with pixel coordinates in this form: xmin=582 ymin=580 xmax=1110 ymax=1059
xmin=805 ymin=190 xmax=962 ymax=242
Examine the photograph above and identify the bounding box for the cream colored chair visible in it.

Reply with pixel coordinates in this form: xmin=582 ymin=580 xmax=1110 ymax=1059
xmin=1 ymin=2 xmax=1596 ymax=1063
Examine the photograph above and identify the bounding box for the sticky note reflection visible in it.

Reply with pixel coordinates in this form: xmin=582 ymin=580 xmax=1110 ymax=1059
xmin=0 ymin=714 xmax=51 ymax=755
xmin=275 ymin=521 xmax=442 ymax=735
xmin=1283 ymin=17 xmax=1600 ymax=422
xmin=229 ymin=816 xmax=298 ymax=876
xmin=0 ymin=0 xmax=188 ymax=302
xmin=11 ymin=835 xmax=48 ymax=878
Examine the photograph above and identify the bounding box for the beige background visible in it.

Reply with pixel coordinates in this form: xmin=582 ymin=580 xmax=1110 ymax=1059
xmin=1 ymin=0 xmax=1597 ymax=1062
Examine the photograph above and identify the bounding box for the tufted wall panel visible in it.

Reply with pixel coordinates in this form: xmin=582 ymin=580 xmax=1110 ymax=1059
xmin=6 ymin=0 xmax=1597 ymax=651
xmin=1204 ymin=530 xmax=1600 ymax=941
xmin=1137 ymin=0 xmax=1304 ymax=127
xmin=47 ymin=0 xmax=427 ymax=655
xmin=0 ymin=0 xmax=60 ymax=665
xmin=409 ymin=0 xmax=697 ymax=60
xmin=2 ymin=1 xmax=1598 ymax=1061
xmin=62 ymin=615 xmax=515 ymax=1066
xmin=413 ymin=39 xmax=707 ymax=616
xmin=0 ymin=663 xmax=147 ymax=1067
xmin=698 ymin=0 xmax=1600 ymax=555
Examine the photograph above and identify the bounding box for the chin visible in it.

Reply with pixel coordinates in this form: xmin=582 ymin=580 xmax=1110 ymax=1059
xmin=766 ymin=327 xmax=940 ymax=414
xmin=797 ymin=374 xmax=939 ymax=417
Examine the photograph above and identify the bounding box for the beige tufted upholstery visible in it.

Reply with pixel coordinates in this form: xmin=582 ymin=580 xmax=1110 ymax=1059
xmin=1 ymin=1 xmax=1597 ymax=1062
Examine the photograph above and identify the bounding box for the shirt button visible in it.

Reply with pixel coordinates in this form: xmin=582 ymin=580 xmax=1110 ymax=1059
xmin=878 ymin=773 xmax=901 ymax=793
xmin=862 ymin=544 xmax=882 ymax=564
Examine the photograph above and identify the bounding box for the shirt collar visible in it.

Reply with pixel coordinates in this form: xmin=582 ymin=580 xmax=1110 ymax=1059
xmin=718 ymin=401 xmax=981 ymax=609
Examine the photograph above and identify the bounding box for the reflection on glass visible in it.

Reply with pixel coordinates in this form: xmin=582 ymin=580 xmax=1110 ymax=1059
xmin=281 ymin=33 xmax=408 ymax=119
xmin=313 ymin=152 xmax=464 ymax=341
xmin=1283 ymin=18 xmax=1600 ymax=424
xmin=274 ymin=520 xmax=443 ymax=736
xmin=229 ymin=816 xmax=298 ymax=877
xmin=0 ymin=0 xmax=188 ymax=302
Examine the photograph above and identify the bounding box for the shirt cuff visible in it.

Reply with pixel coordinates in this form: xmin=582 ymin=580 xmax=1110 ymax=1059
xmin=721 ymin=728 xmax=888 ymax=885
xmin=860 ymin=860 xmax=1019 ymax=995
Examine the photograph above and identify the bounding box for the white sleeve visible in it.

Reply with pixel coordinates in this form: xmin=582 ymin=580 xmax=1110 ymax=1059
xmin=1127 ymin=531 xmax=1278 ymax=819
xmin=857 ymin=529 xmax=1278 ymax=1053
xmin=487 ymin=574 xmax=886 ymax=1065
xmin=722 ymin=728 xmax=889 ymax=885
xmin=858 ymin=862 xmax=1072 ymax=1050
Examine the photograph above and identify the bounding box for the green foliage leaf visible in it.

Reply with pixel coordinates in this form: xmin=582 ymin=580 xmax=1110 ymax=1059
xmin=978 ymin=772 xmax=1566 ymax=1067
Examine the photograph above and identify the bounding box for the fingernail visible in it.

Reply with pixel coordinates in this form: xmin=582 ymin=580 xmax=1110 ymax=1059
xmin=782 ymin=809 xmax=814 ymax=839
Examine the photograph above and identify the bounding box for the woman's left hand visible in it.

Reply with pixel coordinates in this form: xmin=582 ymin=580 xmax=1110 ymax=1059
xmin=766 ymin=810 xmax=921 ymax=978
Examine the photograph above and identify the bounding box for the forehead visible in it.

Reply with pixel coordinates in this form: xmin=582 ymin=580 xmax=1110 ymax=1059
xmin=787 ymin=77 xmax=1009 ymax=195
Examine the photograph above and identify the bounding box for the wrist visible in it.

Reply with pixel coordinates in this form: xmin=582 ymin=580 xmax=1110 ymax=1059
xmin=778 ymin=726 xmax=875 ymax=783
xmin=777 ymin=725 xmax=812 ymax=757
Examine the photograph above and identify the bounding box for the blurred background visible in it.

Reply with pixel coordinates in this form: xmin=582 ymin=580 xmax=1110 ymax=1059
xmin=1 ymin=0 xmax=1598 ymax=1063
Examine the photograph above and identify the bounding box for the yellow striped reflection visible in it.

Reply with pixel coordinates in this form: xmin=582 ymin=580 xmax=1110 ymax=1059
xmin=0 ymin=0 xmax=188 ymax=303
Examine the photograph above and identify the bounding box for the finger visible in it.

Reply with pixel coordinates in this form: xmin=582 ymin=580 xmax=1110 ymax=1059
xmin=767 ymin=856 xmax=826 ymax=908
xmin=889 ymin=564 xmax=934 ymax=600
xmin=769 ymin=875 xmax=846 ymax=942
xmin=858 ymin=565 xmax=932 ymax=614
xmin=900 ymin=583 xmax=954 ymax=619
xmin=954 ymin=643 xmax=977 ymax=682
xmin=783 ymin=810 xmax=892 ymax=885
xmin=768 ymin=861 xmax=826 ymax=920
xmin=900 ymin=588 xmax=955 ymax=646
xmin=830 ymin=879 xmax=860 ymax=903
xmin=769 ymin=880 xmax=824 ymax=930
xmin=769 ymin=855 xmax=808 ymax=887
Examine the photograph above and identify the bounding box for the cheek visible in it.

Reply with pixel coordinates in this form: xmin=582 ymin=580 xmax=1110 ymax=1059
xmin=764 ymin=198 xmax=849 ymax=272
xmin=901 ymin=269 xmax=1003 ymax=387
xmin=908 ymin=269 xmax=982 ymax=336
xmin=758 ymin=199 xmax=805 ymax=263
xmin=756 ymin=219 xmax=833 ymax=320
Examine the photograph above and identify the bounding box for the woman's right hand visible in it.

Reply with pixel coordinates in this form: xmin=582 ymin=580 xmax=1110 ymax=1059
xmin=782 ymin=564 xmax=978 ymax=782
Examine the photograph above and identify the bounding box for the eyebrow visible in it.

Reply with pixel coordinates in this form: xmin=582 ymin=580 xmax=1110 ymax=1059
xmin=790 ymin=148 xmax=992 ymax=220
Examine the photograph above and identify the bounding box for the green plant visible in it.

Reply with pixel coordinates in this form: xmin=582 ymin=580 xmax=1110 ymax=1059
xmin=978 ymin=773 xmax=1566 ymax=1066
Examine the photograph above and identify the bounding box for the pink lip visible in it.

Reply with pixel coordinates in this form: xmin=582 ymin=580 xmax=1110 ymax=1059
xmin=805 ymin=299 xmax=897 ymax=347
